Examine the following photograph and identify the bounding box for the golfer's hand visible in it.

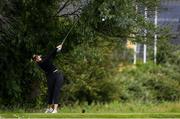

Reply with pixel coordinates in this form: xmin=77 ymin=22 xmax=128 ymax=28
xmin=56 ymin=44 xmax=62 ymax=52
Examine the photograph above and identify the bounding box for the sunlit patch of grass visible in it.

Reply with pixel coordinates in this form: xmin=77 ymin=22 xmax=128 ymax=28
xmin=59 ymin=101 xmax=180 ymax=113
xmin=1 ymin=113 xmax=180 ymax=118
xmin=0 ymin=101 xmax=179 ymax=114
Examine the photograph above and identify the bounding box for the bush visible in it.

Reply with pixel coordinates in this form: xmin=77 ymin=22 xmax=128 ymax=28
xmin=57 ymin=39 xmax=124 ymax=104
xmin=115 ymin=62 xmax=180 ymax=102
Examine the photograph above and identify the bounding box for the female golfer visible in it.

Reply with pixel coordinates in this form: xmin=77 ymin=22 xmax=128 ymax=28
xmin=32 ymin=44 xmax=63 ymax=113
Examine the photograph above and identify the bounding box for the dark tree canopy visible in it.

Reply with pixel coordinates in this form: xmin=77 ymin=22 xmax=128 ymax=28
xmin=0 ymin=0 xmax=165 ymax=106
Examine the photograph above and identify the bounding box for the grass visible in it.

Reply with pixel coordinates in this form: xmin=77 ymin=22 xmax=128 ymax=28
xmin=59 ymin=101 xmax=180 ymax=113
xmin=1 ymin=113 xmax=180 ymax=118
xmin=0 ymin=101 xmax=180 ymax=118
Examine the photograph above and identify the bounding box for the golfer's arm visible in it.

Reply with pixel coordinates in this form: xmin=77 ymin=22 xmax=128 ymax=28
xmin=45 ymin=48 xmax=59 ymax=60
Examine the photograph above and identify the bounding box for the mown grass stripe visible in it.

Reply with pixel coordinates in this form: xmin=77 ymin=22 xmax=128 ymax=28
xmin=1 ymin=113 xmax=180 ymax=118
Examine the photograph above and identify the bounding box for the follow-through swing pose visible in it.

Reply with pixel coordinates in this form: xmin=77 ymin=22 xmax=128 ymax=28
xmin=32 ymin=44 xmax=63 ymax=113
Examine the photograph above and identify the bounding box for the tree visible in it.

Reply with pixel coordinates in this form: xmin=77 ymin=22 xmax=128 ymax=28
xmin=0 ymin=0 xmax=160 ymax=106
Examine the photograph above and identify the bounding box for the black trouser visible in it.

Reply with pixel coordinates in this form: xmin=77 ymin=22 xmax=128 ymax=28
xmin=47 ymin=71 xmax=63 ymax=104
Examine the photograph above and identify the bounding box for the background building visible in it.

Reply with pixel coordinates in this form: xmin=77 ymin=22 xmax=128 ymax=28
xmin=159 ymin=0 xmax=180 ymax=44
xmin=133 ymin=0 xmax=180 ymax=64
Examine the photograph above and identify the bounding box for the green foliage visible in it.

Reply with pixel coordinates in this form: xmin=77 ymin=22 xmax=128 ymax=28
xmin=0 ymin=0 xmax=62 ymax=106
xmin=116 ymin=63 xmax=180 ymax=102
xmin=80 ymin=0 xmax=157 ymax=44
xmin=1 ymin=0 xmax=173 ymax=108
xmin=58 ymin=39 xmax=123 ymax=104
xmin=137 ymin=0 xmax=160 ymax=8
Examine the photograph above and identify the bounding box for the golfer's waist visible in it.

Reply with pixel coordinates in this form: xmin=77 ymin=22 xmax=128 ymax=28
xmin=45 ymin=69 xmax=58 ymax=74
xmin=53 ymin=69 xmax=58 ymax=73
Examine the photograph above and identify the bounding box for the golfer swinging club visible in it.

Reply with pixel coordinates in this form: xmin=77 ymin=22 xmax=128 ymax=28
xmin=32 ymin=44 xmax=63 ymax=113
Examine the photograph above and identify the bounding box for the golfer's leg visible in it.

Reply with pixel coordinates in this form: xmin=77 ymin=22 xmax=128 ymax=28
xmin=47 ymin=77 xmax=54 ymax=105
xmin=45 ymin=77 xmax=55 ymax=113
xmin=54 ymin=104 xmax=58 ymax=111
xmin=53 ymin=73 xmax=64 ymax=111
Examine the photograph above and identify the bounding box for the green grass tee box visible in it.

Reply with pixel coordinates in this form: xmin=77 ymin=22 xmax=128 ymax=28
xmin=1 ymin=113 xmax=180 ymax=118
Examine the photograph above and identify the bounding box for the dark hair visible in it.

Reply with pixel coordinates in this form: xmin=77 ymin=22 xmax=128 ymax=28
xmin=32 ymin=55 xmax=38 ymax=61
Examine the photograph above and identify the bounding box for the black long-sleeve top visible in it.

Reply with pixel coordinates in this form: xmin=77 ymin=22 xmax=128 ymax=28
xmin=37 ymin=48 xmax=60 ymax=75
